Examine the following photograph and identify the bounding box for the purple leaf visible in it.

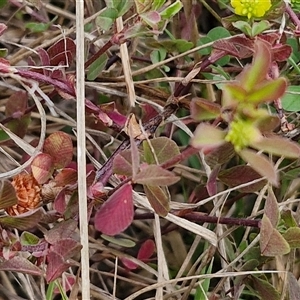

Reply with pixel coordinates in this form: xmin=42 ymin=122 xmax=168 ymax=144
xmin=95 ymin=183 xmax=133 ymax=236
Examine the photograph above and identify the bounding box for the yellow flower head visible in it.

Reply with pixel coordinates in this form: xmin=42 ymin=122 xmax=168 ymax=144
xmin=225 ymin=118 xmax=262 ymax=152
xmin=231 ymin=0 xmax=272 ymax=19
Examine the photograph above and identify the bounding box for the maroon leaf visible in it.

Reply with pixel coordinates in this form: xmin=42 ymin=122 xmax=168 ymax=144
xmin=43 ymin=131 xmax=73 ymax=169
xmin=46 ymin=251 xmax=71 ymax=283
xmin=144 ymin=185 xmax=170 ymax=217
xmin=206 ymin=165 xmax=220 ymax=196
xmin=190 ymin=97 xmax=221 ymax=121
xmin=0 ymin=256 xmax=42 ymax=276
xmin=121 ymin=257 xmax=138 ymax=270
xmin=51 ymin=238 xmax=82 ymax=259
xmin=250 ymin=275 xmax=281 ymax=300
xmin=143 ymin=137 xmax=180 ymax=165
xmin=47 ymin=37 xmax=76 ymax=66
xmin=0 ymin=209 xmax=43 ymax=230
xmin=191 ymin=123 xmax=226 ymax=150
xmin=0 ymin=23 xmax=7 ymax=36
xmin=54 ymin=168 xmax=78 ymax=186
xmin=134 ymin=165 xmax=180 ymax=186
xmin=218 ymin=165 xmax=266 ymax=193
xmin=0 ymin=180 xmax=18 ymax=209
xmin=239 ymin=148 xmax=278 ymax=186
xmin=113 ymin=150 xmax=133 ymax=176
xmin=5 ymin=91 xmax=28 ymax=116
xmin=260 ymin=214 xmax=290 ymax=256
xmin=288 ymin=272 xmax=300 ymax=300
xmin=95 ymin=183 xmax=133 ymax=236
xmin=31 ymin=153 xmax=54 ymax=184
xmin=205 ymin=142 xmax=235 ymax=167
xmin=53 ymin=188 xmax=67 ymax=214
xmin=265 ymin=188 xmax=279 ymax=227
xmin=252 ymin=136 xmax=300 ymax=158
xmin=37 ymin=48 xmax=50 ymax=75
xmin=137 ymin=239 xmax=155 ymax=261
xmin=45 ymin=219 xmax=78 ymax=244
xmin=272 ymin=44 xmax=292 ymax=62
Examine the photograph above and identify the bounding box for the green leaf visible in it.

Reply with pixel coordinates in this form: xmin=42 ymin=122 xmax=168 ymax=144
xmin=281 ymin=210 xmax=298 ymax=228
xmin=240 ymin=40 xmax=271 ymax=91
xmin=283 ymin=227 xmax=300 ymax=249
xmin=207 ymin=27 xmax=231 ymax=41
xmin=232 ymin=21 xmax=252 ymax=36
xmin=247 ymin=78 xmax=287 ymax=104
xmin=87 ymin=53 xmax=108 ymax=81
xmin=20 ymin=231 xmax=40 ymax=246
xmin=160 ymin=0 xmax=183 ymax=19
xmin=143 ymin=137 xmax=180 ymax=165
xmin=250 ymin=275 xmax=281 ymax=300
xmin=144 ymin=185 xmax=170 ymax=217
xmin=96 ymin=8 xmax=119 ymax=31
xmin=260 ymin=214 xmax=290 ymax=256
xmin=101 ymin=235 xmax=136 ymax=247
xmin=281 ymin=85 xmax=300 ymax=112
xmin=0 ymin=0 xmax=7 ymax=9
xmin=112 ymin=0 xmax=133 ymax=16
xmin=251 ymin=20 xmax=271 ymax=36
xmin=197 ymin=36 xmax=212 ymax=55
xmin=26 ymin=22 xmax=50 ymax=33
xmin=153 ymin=0 xmax=165 ymax=10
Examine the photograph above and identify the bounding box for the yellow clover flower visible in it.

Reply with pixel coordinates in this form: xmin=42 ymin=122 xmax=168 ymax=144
xmin=231 ymin=0 xmax=272 ymax=19
xmin=225 ymin=118 xmax=262 ymax=152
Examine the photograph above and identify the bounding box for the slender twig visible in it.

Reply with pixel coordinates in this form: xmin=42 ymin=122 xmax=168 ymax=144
xmin=134 ymin=212 xmax=261 ymax=228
